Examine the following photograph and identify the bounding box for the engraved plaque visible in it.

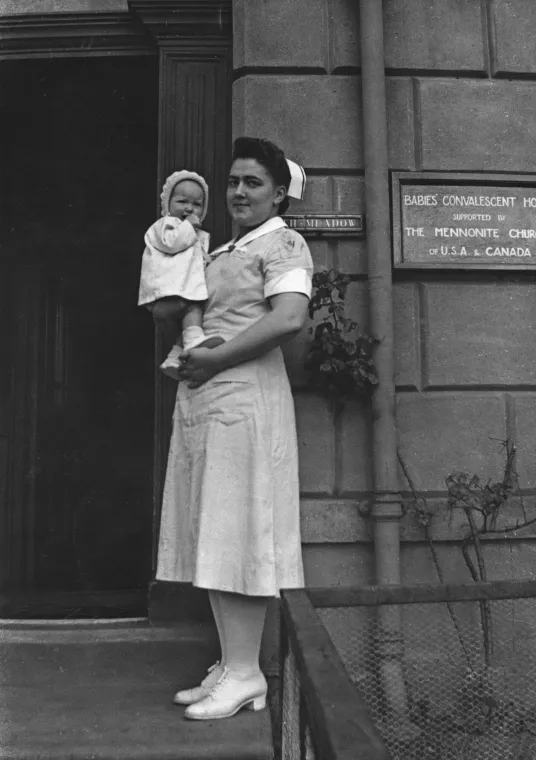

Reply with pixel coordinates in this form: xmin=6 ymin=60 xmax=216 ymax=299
xmin=392 ymin=172 xmax=536 ymax=269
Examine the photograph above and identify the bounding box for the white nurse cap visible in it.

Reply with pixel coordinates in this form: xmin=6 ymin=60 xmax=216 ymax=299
xmin=286 ymin=159 xmax=306 ymax=200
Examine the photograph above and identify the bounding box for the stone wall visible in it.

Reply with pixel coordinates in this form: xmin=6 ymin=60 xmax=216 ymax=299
xmin=233 ymin=0 xmax=536 ymax=592
xmin=0 ymin=0 xmax=128 ymax=14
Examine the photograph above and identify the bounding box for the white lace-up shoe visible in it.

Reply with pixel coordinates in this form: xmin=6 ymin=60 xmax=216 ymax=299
xmin=173 ymin=662 xmax=223 ymax=706
xmin=160 ymin=345 xmax=182 ymax=380
xmin=184 ymin=667 xmax=267 ymax=720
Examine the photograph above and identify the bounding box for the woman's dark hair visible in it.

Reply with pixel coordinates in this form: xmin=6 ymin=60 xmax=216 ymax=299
xmin=232 ymin=136 xmax=291 ymax=215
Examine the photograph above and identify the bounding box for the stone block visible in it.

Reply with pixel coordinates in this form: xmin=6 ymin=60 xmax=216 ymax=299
xmin=233 ymin=0 xmax=327 ymax=70
xmin=384 ymin=0 xmax=486 ymax=72
xmin=503 ymin=540 xmax=536 ymax=580
xmin=232 ymin=77 xmax=249 ymax=142
xmin=328 ymin=0 xmax=359 ymax=70
xmin=233 ymin=76 xmax=414 ymax=170
xmin=418 ymin=79 xmax=536 ymax=172
xmin=300 ymin=499 xmax=367 ymax=543
xmin=302 ymin=544 xmax=373 ymax=586
xmin=233 ymin=76 xmax=358 ymax=167
xmin=385 ymin=77 xmax=415 ymax=170
xmin=333 ymin=175 xmax=365 ymax=213
xmin=402 ymin=543 xmax=477 ymax=585
xmin=335 ymin=240 xmax=366 ymax=274
xmin=339 ymin=400 xmax=373 ymax=495
xmin=289 ymin=175 xmax=332 ymax=215
xmin=513 ymin=396 xmax=536 ymax=488
xmin=423 ymin=284 xmax=536 ymax=387
xmin=490 ymin=0 xmax=536 ymax=75
xmin=396 ymin=392 xmax=507 ymax=491
xmin=479 ymin=540 xmax=531 ymax=581
xmin=394 ymin=282 xmax=420 ymax=389
xmin=332 ymin=178 xmax=367 ymax=272
xmin=330 ymin=0 xmax=485 ymax=73
xmin=306 ymin=238 xmax=332 ymax=270
xmin=295 ymin=391 xmax=336 ymax=494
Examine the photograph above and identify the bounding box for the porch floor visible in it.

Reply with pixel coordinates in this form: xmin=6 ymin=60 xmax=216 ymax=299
xmin=0 ymin=621 xmax=273 ymax=760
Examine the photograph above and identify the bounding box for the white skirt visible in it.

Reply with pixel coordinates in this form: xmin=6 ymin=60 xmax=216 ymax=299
xmin=156 ymin=349 xmax=304 ymax=597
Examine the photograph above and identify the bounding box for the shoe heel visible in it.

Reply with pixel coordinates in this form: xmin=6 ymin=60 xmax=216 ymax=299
xmin=247 ymin=694 xmax=267 ymax=712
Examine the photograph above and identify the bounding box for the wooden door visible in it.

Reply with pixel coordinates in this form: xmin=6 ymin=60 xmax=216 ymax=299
xmin=0 ymin=57 xmax=159 ymax=617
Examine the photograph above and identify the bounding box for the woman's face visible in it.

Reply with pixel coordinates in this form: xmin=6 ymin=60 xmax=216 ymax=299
xmin=227 ymin=158 xmax=286 ymax=230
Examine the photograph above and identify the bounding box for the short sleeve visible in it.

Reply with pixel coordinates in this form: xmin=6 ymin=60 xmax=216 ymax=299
xmin=262 ymin=230 xmax=314 ymax=300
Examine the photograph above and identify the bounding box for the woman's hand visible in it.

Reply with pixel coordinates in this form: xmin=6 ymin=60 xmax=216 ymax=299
xmin=178 ymin=294 xmax=309 ymax=387
xmin=178 ymin=347 xmax=221 ymax=388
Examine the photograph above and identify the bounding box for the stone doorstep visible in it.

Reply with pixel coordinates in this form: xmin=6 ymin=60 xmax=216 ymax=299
xmin=0 ymin=623 xmax=273 ymax=760
xmin=0 ymin=619 xmax=216 ymax=644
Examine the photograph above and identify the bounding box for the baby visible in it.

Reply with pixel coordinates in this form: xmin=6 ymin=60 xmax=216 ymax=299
xmin=138 ymin=170 xmax=221 ymax=379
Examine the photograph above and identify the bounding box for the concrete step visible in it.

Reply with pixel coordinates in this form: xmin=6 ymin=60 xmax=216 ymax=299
xmin=0 ymin=621 xmax=273 ymax=760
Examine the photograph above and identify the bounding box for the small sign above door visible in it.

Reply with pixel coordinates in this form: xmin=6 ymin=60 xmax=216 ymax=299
xmin=392 ymin=172 xmax=536 ymax=269
xmin=284 ymin=214 xmax=364 ymax=235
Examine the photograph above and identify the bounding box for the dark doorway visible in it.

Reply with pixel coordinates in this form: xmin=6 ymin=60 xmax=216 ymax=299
xmin=0 ymin=57 xmax=158 ymax=617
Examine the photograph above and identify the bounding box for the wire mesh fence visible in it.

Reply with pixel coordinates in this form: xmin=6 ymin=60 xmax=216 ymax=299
xmin=318 ymin=598 xmax=536 ymax=760
xmin=280 ymin=589 xmax=391 ymax=760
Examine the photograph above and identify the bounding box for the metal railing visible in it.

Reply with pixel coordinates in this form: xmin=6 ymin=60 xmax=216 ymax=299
xmin=280 ymin=588 xmax=391 ymax=760
xmin=301 ymin=579 xmax=536 ymax=760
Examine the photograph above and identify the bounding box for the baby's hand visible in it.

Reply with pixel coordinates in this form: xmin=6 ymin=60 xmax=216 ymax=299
xmin=185 ymin=213 xmax=201 ymax=228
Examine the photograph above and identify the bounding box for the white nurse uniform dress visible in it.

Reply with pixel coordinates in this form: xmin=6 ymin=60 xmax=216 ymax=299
xmin=156 ymin=216 xmax=313 ymax=597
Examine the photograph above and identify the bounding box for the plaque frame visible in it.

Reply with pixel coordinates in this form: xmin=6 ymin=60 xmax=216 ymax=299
xmin=283 ymin=214 xmax=364 ymax=237
xmin=392 ymin=171 xmax=536 ymax=270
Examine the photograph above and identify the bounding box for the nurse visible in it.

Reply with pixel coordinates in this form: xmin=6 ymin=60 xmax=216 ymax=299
xmin=156 ymin=136 xmax=313 ymax=720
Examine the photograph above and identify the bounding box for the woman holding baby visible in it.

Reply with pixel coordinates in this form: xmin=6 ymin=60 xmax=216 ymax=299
xmin=143 ymin=136 xmax=312 ymax=721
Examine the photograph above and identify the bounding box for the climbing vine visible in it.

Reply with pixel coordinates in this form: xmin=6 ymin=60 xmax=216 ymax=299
xmin=305 ymin=269 xmax=378 ymax=406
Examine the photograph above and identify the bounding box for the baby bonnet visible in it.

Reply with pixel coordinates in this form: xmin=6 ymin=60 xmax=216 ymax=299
xmin=160 ymin=170 xmax=209 ymax=221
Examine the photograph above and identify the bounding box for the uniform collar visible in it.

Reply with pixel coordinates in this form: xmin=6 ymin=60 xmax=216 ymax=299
xmin=210 ymin=216 xmax=286 ymax=257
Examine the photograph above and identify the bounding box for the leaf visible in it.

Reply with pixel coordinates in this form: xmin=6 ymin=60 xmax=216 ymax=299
xmin=305 ymin=268 xmax=378 ymax=405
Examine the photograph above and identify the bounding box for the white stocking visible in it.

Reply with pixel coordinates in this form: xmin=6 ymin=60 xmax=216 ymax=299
xmin=209 ymin=590 xmax=227 ymax=667
xmin=214 ymin=590 xmax=269 ymax=680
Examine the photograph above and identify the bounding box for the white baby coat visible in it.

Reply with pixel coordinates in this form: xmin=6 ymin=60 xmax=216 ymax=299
xmin=138 ymin=216 xmax=209 ymax=306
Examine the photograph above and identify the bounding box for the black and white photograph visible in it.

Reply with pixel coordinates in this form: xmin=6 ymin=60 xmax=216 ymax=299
xmin=1 ymin=2 xmax=536 ymax=759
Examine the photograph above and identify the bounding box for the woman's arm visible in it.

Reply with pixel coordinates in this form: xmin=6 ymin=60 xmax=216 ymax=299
xmin=178 ymin=292 xmax=309 ymax=388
